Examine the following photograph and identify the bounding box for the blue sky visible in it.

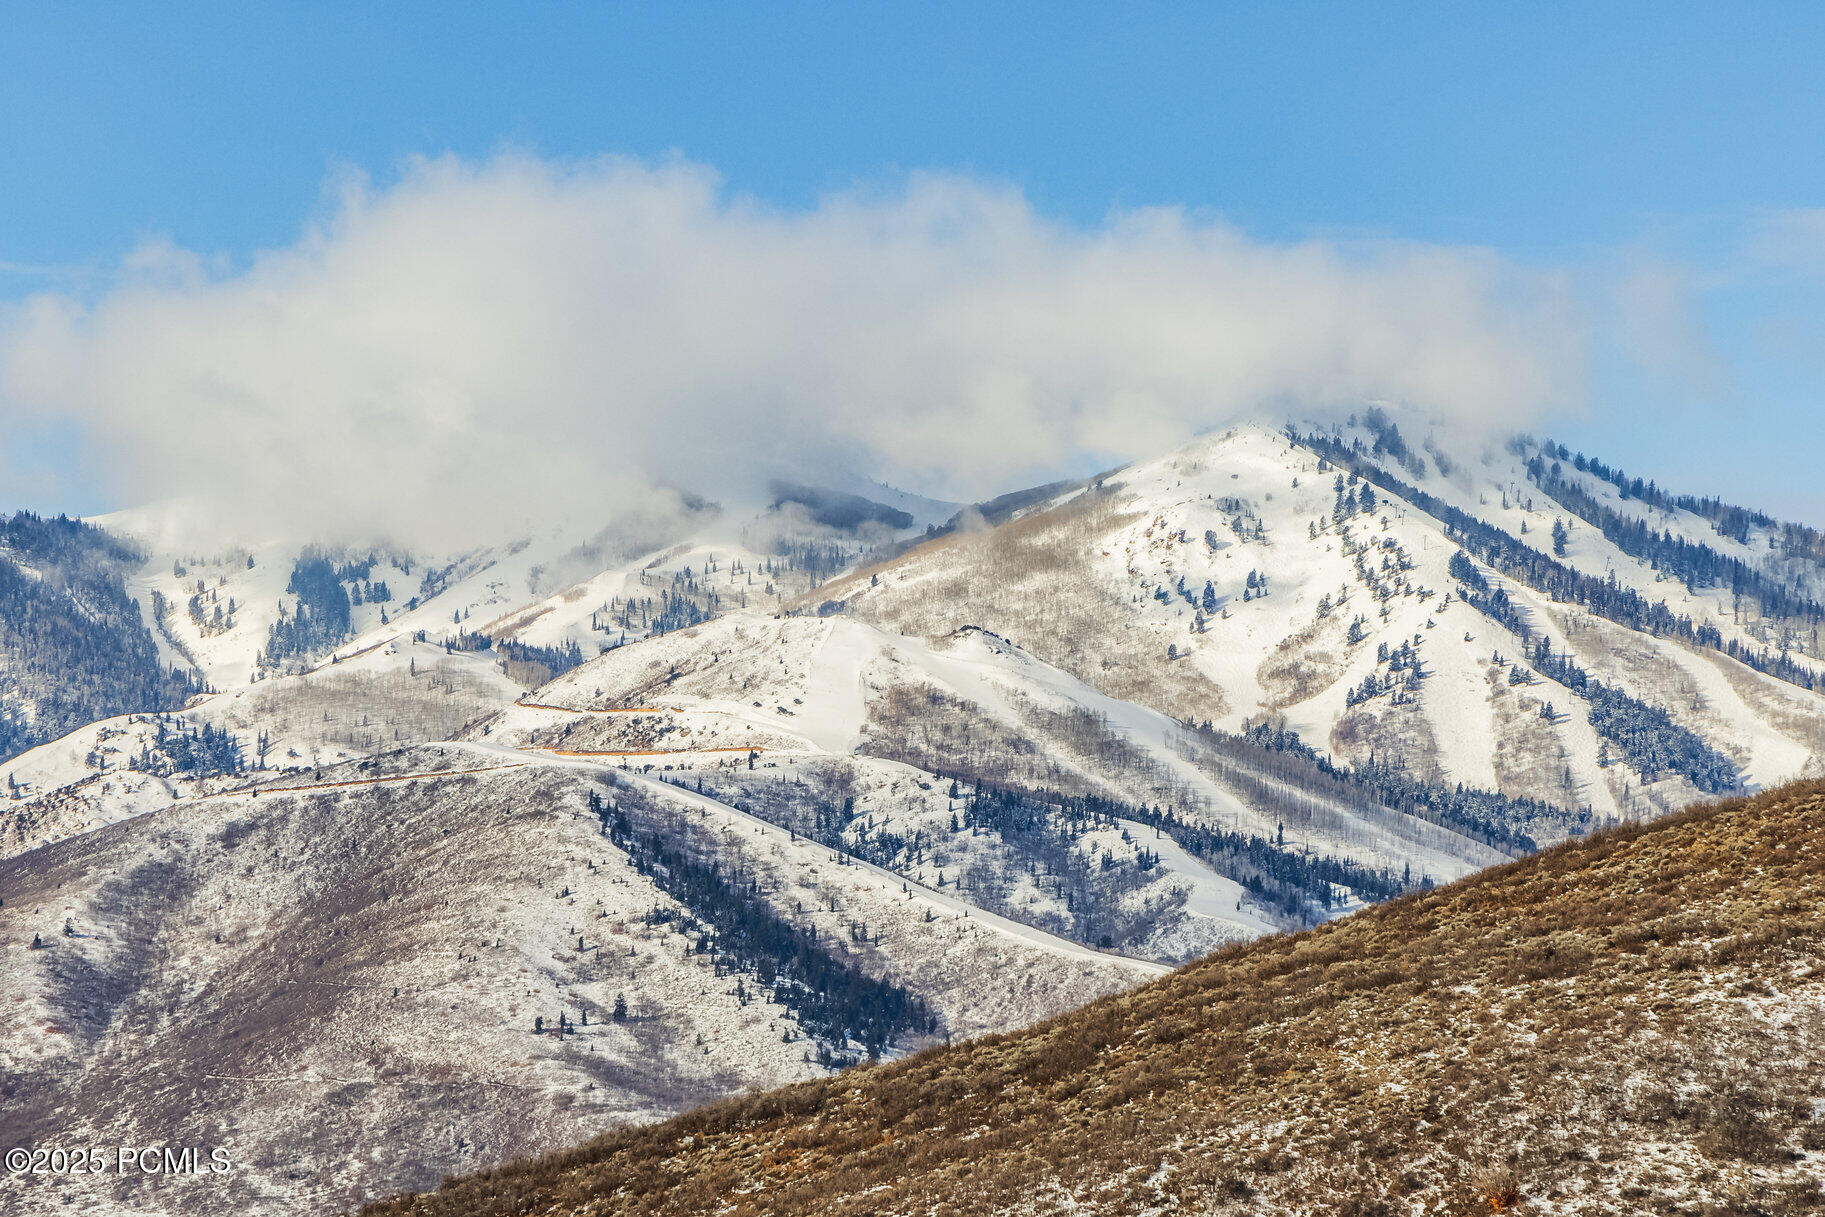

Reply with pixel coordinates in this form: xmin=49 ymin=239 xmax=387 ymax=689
xmin=4 ymin=3 xmax=1825 ymax=521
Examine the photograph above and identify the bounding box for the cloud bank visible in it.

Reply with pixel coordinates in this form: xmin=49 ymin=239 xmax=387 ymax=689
xmin=0 ymin=154 xmax=1585 ymax=547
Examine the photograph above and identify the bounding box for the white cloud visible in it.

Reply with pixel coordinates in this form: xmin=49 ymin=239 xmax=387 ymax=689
xmin=1748 ymin=208 xmax=1825 ymax=273
xmin=0 ymin=153 xmax=1585 ymax=547
xmin=1607 ymin=252 xmax=1723 ymax=395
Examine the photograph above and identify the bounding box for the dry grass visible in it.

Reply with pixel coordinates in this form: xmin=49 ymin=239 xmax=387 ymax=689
xmin=361 ymin=780 xmax=1825 ymax=1217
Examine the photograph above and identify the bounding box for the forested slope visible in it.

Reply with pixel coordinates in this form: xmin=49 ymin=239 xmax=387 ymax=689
xmin=0 ymin=513 xmax=199 ymax=761
xmin=363 ymin=780 xmax=1825 ymax=1217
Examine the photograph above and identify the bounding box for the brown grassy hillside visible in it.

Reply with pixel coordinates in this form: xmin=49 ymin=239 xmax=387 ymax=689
xmin=362 ymin=782 xmax=1825 ymax=1216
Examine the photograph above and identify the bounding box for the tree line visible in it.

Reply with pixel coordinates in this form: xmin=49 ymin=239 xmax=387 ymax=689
xmin=1449 ymin=552 xmax=1741 ymax=793
xmin=1528 ymin=453 xmax=1824 ymax=638
xmin=1293 ymin=429 xmax=1822 ymax=692
xmin=263 ymin=552 xmax=354 ymax=666
xmin=595 ymin=787 xmax=939 ymax=1057
xmin=0 ymin=513 xmax=202 ymax=761
xmin=1206 ymin=717 xmax=1582 ymax=853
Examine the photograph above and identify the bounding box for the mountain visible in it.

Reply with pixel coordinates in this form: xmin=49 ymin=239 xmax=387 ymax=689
xmin=358 ymin=777 xmax=1825 ymax=1217
xmin=1 ymin=486 xmax=925 ymax=857
xmin=812 ymin=419 xmax=1825 ymax=819
xmin=0 ymin=745 xmax=1148 ymax=1216
xmin=462 ymin=415 xmax=1825 ymax=961
xmin=6 ymin=412 xmax=1825 ymax=1213
xmin=0 ymin=512 xmax=200 ymax=761
xmin=478 ymin=611 xmax=1500 ymax=958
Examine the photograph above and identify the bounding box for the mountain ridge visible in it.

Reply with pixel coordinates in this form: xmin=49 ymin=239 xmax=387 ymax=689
xmin=6 ymin=413 xmax=1825 ymax=1213
xmin=356 ymin=777 xmax=1825 ymax=1217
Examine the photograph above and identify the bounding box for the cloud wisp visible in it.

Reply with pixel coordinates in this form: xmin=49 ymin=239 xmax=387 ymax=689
xmin=0 ymin=154 xmax=1585 ymax=547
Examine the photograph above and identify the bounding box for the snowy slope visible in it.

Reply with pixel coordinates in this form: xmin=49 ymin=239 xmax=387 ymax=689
xmin=809 ymin=423 xmax=1825 ymax=825
xmin=28 ymin=417 xmax=1821 ymax=916
xmin=68 ymin=420 xmax=1825 ymax=843
xmin=487 ymin=609 xmax=1503 ymax=957
xmin=94 ymin=484 xmax=930 ymax=695
xmin=9 ymin=412 xmax=1825 ymax=1214
xmin=0 ymin=638 xmax=524 ymax=858
xmin=0 ymin=744 xmax=1146 ymax=1217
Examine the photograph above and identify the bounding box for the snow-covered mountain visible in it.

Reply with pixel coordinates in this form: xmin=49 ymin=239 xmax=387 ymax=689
xmin=819 ymin=417 xmax=1825 ymax=815
xmin=1 ymin=747 xmax=1147 ymax=1216
xmin=91 ymin=481 xmax=923 ymax=693
xmin=5 ymin=412 xmax=1825 ymax=1214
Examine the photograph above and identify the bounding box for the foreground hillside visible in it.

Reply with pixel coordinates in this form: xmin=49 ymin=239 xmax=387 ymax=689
xmin=364 ymin=780 xmax=1825 ymax=1217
